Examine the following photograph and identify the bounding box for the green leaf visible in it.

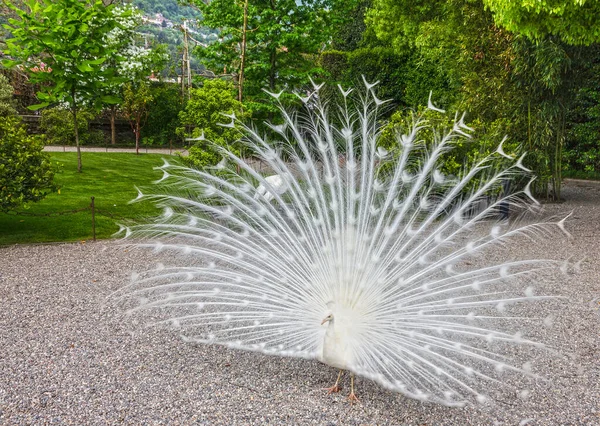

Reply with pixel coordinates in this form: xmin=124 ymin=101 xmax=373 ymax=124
xmin=88 ymin=57 xmax=106 ymax=65
xmin=28 ymin=102 xmax=50 ymax=110
xmin=76 ymin=62 xmax=93 ymax=72
xmin=100 ymin=95 xmax=121 ymax=104
xmin=1 ymin=59 xmax=19 ymax=68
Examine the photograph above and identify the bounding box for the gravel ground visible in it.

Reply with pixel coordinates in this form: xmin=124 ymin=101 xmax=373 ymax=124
xmin=1 ymin=180 xmax=599 ymax=425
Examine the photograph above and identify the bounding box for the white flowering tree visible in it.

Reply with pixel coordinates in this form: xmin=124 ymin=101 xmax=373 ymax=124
xmin=100 ymin=4 xmax=168 ymax=145
xmin=2 ymin=0 xmax=127 ymax=172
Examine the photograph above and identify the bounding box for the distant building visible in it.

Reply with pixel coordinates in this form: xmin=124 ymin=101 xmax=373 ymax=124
xmin=142 ymin=13 xmax=174 ymax=28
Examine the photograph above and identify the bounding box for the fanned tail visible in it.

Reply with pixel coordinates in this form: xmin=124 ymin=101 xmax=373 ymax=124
xmin=111 ymin=80 xmax=569 ymax=406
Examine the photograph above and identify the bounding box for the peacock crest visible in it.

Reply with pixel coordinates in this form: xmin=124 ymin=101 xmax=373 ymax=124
xmin=113 ymin=80 xmax=570 ymax=407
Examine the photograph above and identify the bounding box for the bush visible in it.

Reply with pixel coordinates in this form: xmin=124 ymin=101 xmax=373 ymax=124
xmin=177 ymin=79 xmax=248 ymax=168
xmin=0 ymin=116 xmax=56 ymax=211
xmin=40 ymin=107 xmax=105 ymax=146
xmin=379 ymin=106 xmax=518 ymax=181
xmin=320 ymin=47 xmax=455 ymax=111
xmin=565 ymin=83 xmax=600 ymax=175
xmin=0 ymin=73 xmax=17 ymax=118
xmin=143 ymin=82 xmax=184 ymax=145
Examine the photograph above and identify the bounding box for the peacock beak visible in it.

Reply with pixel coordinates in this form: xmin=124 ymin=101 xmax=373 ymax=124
xmin=321 ymin=315 xmax=332 ymax=325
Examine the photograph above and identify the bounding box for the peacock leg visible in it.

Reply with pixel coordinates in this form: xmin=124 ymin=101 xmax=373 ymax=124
xmin=348 ymin=373 xmax=359 ymax=403
xmin=325 ymin=369 xmax=343 ymax=394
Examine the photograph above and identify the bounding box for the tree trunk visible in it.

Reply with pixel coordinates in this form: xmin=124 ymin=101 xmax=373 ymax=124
xmin=269 ymin=47 xmax=276 ymax=91
xmin=238 ymin=0 xmax=248 ymax=103
xmin=73 ymin=106 xmax=82 ymax=173
xmin=110 ymin=106 xmax=117 ymax=145
xmin=135 ymin=118 xmax=140 ymax=155
xmin=553 ymin=109 xmax=566 ymax=201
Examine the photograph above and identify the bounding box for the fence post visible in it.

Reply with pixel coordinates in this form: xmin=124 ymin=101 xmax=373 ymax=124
xmin=91 ymin=196 xmax=96 ymax=241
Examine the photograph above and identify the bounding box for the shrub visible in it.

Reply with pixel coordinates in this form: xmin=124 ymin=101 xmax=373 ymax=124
xmin=0 ymin=73 xmax=17 ymax=118
xmin=379 ymin=106 xmax=518 ymax=182
xmin=40 ymin=107 xmax=105 ymax=146
xmin=177 ymin=79 xmax=248 ymax=168
xmin=0 ymin=116 xmax=56 ymax=211
xmin=144 ymin=82 xmax=184 ymax=145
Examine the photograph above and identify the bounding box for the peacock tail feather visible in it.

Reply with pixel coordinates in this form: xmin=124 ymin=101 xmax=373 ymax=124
xmin=112 ymin=80 xmax=569 ymax=407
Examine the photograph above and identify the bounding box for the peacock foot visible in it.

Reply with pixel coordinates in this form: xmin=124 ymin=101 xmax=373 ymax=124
xmin=347 ymin=392 xmax=359 ymax=404
xmin=325 ymin=384 xmax=341 ymax=394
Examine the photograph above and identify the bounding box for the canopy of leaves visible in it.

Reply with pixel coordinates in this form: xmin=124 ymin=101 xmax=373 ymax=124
xmin=193 ymin=0 xmax=342 ymax=115
xmin=365 ymin=0 xmax=598 ymax=199
xmin=2 ymin=0 xmax=127 ymax=110
xmin=0 ymin=116 xmax=56 ymax=211
xmin=483 ymin=0 xmax=600 ymax=45
xmin=97 ymin=5 xmax=168 ymax=103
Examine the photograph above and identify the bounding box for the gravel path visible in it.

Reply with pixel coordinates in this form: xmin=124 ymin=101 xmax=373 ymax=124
xmin=1 ymin=181 xmax=599 ymax=425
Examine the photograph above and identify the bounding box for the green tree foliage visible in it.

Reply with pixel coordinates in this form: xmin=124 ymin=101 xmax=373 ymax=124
xmin=330 ymin=0 xmax=370 ymax=51
xmin=0 ymin=116 xmax=56 ymax=211
xmin=366 ymin=0 xmax=599 ymax=199
xmin=564 ymin=47 xmax=600 ymax=176
xmin=2 ymin=0 xmax=129 ymax=172
xmin=144 ymin=82 xmax=184 ymax=145
xmin=0 ymin=73 xmax=17 ymax=117
xmin=323 ymin=0 xmax=456 ymax=109
xmin=178 ymin=79 xmax=246 ymax=168
xmin=192 ymin=0 xmax=339 ymax=116
xmin=483 ymin=0 xmax=600 ymax=45
xmin=508 ymin=37 xmax=581 ymax=199
xmin=321 ymin=47 xmax=453 ymax=110
xmin=98 ymin=5 xmax=168 ymax=145
xmin=380 ymin=107 xmax=516 ymax=179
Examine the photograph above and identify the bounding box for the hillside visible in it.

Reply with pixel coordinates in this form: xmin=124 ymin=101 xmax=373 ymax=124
xmin=133 ymin=0 xmax=201 ymax=23
xmin=133 ymin=0 xmax=210 ymax=76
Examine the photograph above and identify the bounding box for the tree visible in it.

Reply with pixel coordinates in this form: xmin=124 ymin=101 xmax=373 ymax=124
xmin=192 ymin=0 xmax=340 ymax=117
xmin=565 ymin=46 xmax=600 ymax=175
xmin=0 ymin=115 xmax=56 ymax=211
xmin=483 ymin=0 xmax=600 ymax=46
xmin=365 ymin=0 xmax=597 ymax=200
xmin=40 ymin=106 xmax=104 ymax=146
xmin=122 ymin=80 xmax=153 ymax=155
xmin=98 ymin=4 xmax=168 ymax=145
xmin=2 ymin=0 xmax=127 ymax=172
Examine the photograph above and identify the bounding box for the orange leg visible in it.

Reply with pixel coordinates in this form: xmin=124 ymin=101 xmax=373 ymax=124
xmin=348 ymin=373 xmax=359 ymax=403
xmin=325 ymin=369 xmax=343 ymax=394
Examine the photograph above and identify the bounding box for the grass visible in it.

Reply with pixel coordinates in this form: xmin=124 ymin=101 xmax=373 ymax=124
xmin=0 ymin=152 xmax=180 ymax=245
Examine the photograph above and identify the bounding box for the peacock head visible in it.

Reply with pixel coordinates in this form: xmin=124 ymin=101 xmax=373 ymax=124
xmin=321 ymin=301 xmax=336 ymax=326
xmin=321 ymin=313 xmax=334 ymax=326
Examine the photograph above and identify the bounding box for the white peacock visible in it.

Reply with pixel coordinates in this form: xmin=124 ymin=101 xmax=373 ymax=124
xmin=116 ymin=80 xmax=569 ymax=406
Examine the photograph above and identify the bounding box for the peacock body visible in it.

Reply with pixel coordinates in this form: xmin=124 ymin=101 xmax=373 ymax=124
xmin=117 ymin=82 xmax=568 ymax=407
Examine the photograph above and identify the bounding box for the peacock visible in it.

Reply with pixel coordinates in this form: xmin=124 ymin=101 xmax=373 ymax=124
xmin=115 ymin=80 xmax=569 ymax=407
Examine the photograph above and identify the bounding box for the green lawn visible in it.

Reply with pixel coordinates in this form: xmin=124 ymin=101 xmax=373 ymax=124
xmin=0 ymin=152 xmax=180 ymax=245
